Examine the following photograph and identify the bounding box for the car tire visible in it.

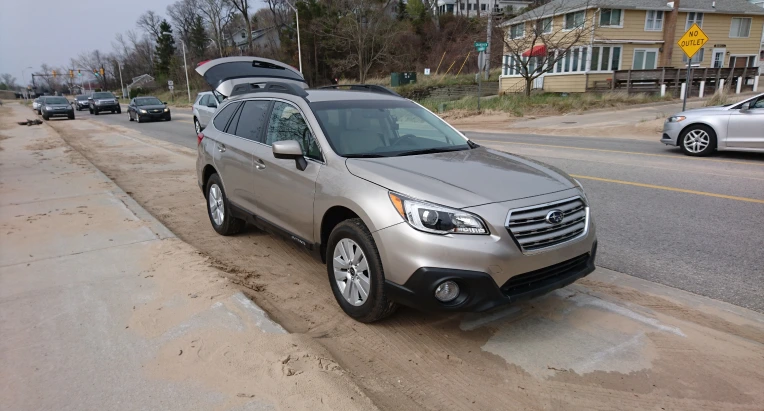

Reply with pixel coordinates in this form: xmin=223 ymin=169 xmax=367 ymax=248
xmin=128 ymin=111 xmax=133 ymax=121
xmin=680 ymin=124 xmax=716 ymax=157
xmin=194 ymin=118 xmax=202 ymax=134
xmin=165 ymin=114 xmax=171 ymax=121
xmin=68 ymin=113 xmax=75 ymax=120
xmin=326 ymin=218 xmax=398 ymax=323
xmin=136 ymin=115 xmax=142 ymax=123
xmin=42 ymin=112 xmax=49 ymax=121
xmin=94 ymin=108 xmax=99 ymax=115
xmin=116 ymin=108 xmax=121 ymax=114
xmin=89 ymin=107 xmax=93 ymax=114
xmin=205 ymin=173 xmax=245 ymax=236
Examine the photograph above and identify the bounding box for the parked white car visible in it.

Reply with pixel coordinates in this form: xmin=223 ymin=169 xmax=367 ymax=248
xmin=192 ymin=91 xmax=224 ymax=134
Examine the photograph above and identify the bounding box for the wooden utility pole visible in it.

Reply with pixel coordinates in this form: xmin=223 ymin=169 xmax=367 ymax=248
xmin=661 ymin=0 xmax=681 ymax=67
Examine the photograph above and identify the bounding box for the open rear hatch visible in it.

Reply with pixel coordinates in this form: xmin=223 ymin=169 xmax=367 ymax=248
xmin=195 ymin=57 xmax=307 ymax=97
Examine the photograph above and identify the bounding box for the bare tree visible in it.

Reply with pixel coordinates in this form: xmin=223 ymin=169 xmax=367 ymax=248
xmin=264 ymin=0 xmax=290 ymax=28
xmin=167 ymin=0 xmax=200 ymax=48
xmin=0 ymin=73 xmax=18 ymax=89
xmin=323 ymin=0 xmax=404 ymax=83
xmin=229 ymin=0 xmax=253 ymax=53
xmin=199 ymin=0 xmax=235 ymax=57
xmin=137 ymin=10 xmax=163 ymax=39
xmin=499 ymin=1 xmax=595 ymax=96
xmin=127 ymin=30 xmax=155 ymax=75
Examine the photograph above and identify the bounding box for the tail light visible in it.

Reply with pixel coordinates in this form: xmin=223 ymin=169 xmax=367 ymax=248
xmin=197 ymin=133 xmax=204 ymax=146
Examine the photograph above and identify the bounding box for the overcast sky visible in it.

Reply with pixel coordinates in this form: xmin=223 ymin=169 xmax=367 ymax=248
xmin=0 ymin=0 xmax=264 ymax=86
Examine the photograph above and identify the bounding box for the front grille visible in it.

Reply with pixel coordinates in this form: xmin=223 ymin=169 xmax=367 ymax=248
xmin=506 ymin=196 xmax=588 ymax=253
xmin=150 ymin=109 xmax=161 ymax=113
xmin=501 ymin=253 xmax=590 ymax=297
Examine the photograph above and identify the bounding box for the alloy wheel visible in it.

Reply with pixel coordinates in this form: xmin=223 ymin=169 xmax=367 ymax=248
xmin=194 ymin=119 xmax=201 ymax=134
xmin=683 ymin=129 xmax=710 ymax=154
xmin=208 ymin=184 xmax=224 ymax=226
xmin=332 ymin=238 xmax=371 ymax=306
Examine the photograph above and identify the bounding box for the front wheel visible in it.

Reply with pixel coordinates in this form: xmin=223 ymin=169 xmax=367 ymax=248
xmin=194 ymin=118 xmax=202 ymax=134
xmin=326 ymin=219 xmax=397 ymax=323
xmin=116 ymin=108 xmax=121 ymax=114
xmin=205 ymin=174 xmax=245 ymax=236
xmin=94 ymin=108 xmax=99 ymax=115
xmin=680 ymin=125 xmax=716 ymax=157
xmin=128 ymin=111 xmax=133 ymax=121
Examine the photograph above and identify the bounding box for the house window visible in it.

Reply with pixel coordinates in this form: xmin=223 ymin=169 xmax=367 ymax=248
xmin=502 ymin=55 xmax=546 ymax=76
xmin=633 ymin=48 xmax=659 ymax=69
xmin=599 ymin=9 xmax=622 ymax=27
xmin=537 ymin=17 xmax=552 ymax=34
xmin=544 ymin=47 xmax=589 ymax=73
xmin=645 ymin=10 xmax=664 ymax=31
xmin=686 ymin=12 xmax=703 ymax=30
xmin=729 ymin=18 xmax=752 ymax=38
xmin=509 ymin=23 xmax=525 ymax=39
xmin=241 ymin=33 xmax=246 ymax=38
xmin=682 ymin=48 xmax=705 ymax=65
xmin=590 ymin=46 xmax=622 ymax=71
xmin=460 ymin=3 xmax=465 ymax=10
xmin=564 ymin=11 xmax=585 ymax=30
xmin=481 ymin=4 xmax=486 ymax=11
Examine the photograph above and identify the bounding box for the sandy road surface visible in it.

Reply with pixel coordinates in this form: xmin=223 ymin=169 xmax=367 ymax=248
xmin=45 ymin=115 xmax=764 ymax=410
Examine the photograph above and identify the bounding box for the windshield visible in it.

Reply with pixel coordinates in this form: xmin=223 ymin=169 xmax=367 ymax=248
xmin=93 ymin=92 xmax=114 ymax=99
xmin=44 ymin=97 xmax=69 ymax=104
xmin=75 ymin=95 xmax=88 ymax=101
xmin=311 ymin=100 xmax=469 ymax=157
xmin=135 ymin=97 xmax=163 ymax=106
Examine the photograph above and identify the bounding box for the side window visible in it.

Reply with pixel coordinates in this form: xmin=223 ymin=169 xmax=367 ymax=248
xmin=752 ymin=97 xmax=764 ymax=109
xmin=212 ymin=102 xmax=241 ymax=131
xmin=266 ymin=102 xmax=322 ymax=161
xmin=199 ymin=94 xmax=209 ymax=106
xmin=233 ymin=100 xmax=271 ymax=141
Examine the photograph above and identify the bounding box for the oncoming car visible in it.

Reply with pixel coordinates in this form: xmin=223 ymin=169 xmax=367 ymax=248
xmin=196 ymin=57 xmax=597 ymax=323
xmin=127 ymin=96 xmax=171 ymax=123
xmin=40 ymin=96 xmax=75 ymax=120
xmin=662 ymin=93 xmax=764 ymax=156
xmin=88 ymin=91 xmax=121 ymax=115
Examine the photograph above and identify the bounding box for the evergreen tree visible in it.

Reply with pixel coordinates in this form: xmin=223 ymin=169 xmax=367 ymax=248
xmin=397 ymin=0 xmax=407 ymax=21
xmin=154 ymin=20 xmax=176 ymax=77
xmin=189 ymin=16 xmax=209 ymax=60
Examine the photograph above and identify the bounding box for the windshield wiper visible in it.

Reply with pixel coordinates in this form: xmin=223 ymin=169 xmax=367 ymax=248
xmin=344 ymin=153 xmax=388 ymax=158
xmin=392 ymin=146 xmax=468 ymax=157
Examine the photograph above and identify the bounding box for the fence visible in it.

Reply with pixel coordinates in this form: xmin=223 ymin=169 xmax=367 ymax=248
xmin=402 ymin=82 xmax=500 ymax=100
xmin=598 ymin=66 xmax=760 ymax=95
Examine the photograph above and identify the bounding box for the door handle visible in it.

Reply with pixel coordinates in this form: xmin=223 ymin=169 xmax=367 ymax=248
xmin=254 ymin=159 xmax=266 ymax=170
xmin=217 ymin=143 xmax=226 ymax=152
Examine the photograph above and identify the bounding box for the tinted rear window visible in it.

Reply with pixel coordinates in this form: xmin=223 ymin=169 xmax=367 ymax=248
xmin=213 ymin=102 xmax=241 ymax=131
xmin=233 ymin=100 xmax=271 ymax=142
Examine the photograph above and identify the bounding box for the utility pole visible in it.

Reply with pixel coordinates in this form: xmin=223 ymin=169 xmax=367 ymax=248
xmin=116 ymin=61 xmax=125 ymax=99
xmin=485 ymin=10 xmax=493 ymax=80
xmin=286 ymin=1 xmax=303 ymax=73
xmin=661 ymin=0 xmax=681 ymax=67
xmin=21 ymin=66 xmax=32 ymax=99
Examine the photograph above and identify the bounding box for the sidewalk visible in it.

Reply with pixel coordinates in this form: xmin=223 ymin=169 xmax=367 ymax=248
xmin=448 ymin=91 xmax=759 ymax=140
xmin=0 ymin=105 xmax=376 ymax=410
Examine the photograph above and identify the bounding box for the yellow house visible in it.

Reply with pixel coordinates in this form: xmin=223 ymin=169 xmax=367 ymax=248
xmin=500 ymin=0 xmax=764 ymax=93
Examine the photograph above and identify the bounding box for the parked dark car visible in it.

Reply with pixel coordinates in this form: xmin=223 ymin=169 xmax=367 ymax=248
xmin=127 ymin=96 xmax=171 ymax=123
xmin=73 ymin=95 xmax=90 ymax=111
xmin=88 ymin=91 xmax=120 ymax=115
xmin=40 ymin=96 xmax=75 ymax=120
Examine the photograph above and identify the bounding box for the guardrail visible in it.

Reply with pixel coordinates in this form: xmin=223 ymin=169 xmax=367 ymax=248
xmin=604 ymin=66 xmax=759 ymax=94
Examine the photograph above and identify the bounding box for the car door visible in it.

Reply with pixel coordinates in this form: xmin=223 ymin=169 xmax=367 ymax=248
xmin=206 ymin=101 xmax=256 ymax=212
xmin=197 ymin=94 xmax=211 ymax=127
xmin=128 ymin=99 xmax=136 ymax=117
xmin=202 ymin=94 xmax=219 ymax=127
xmin=251 ymin=100 xmax=323 ymax=243
xmin=726 ymin=95 xmax=764 ymax=149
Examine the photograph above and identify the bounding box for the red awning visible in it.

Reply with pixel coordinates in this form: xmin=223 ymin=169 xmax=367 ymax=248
xmin=522 ymin=45 xmax=547 ymax=57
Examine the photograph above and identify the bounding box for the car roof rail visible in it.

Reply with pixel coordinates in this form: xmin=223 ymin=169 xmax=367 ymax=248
xmin=229 ymin=81 xmax=309 ymax=98
xmin=319 ymin=84 xmax=401 ymax=97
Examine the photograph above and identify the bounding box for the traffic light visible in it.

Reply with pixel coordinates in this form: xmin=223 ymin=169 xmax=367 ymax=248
xmin=69 ymin=70 xmax=74 ymax=78
xmin=77 ymin=69 xmax=81 ymax=74
xmin=93 ymin=68 xmax=99 ymax=78
xmin=99 ymin=67 xmax=105 ymax=77
xmin=52 ymin=70 xmax=57 ymax=78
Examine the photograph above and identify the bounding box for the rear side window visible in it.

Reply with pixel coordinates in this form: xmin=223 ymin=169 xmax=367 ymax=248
xmin=233 ymin=100 xmax=271 ymax=142
xmin=213 ymin=102 xmax=241 ymax=131
xmin=199 ymin=94 xmax=209 ymax=106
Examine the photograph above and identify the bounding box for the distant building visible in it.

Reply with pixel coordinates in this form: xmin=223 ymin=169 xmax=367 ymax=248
xmin=230 ymin=26 xmax=281 ymax=55
xmin=436 ymin=0 xmax=532 ymax=16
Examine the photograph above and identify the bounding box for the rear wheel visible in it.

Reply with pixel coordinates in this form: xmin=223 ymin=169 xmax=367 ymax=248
xmin=680 ymin=124 xmax=716 ymax=157
xmin=326 ymin=219 xmax=397 ymax=323
xmin=205 ymin=173 xmax=245 ymax=236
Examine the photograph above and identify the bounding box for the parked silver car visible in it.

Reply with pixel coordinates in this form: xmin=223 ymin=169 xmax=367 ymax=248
xmin=662 ymin=93 xmax=764 ymax=156
xmin=192 ymin=91 xmax=224 ymax=134
xmin=195 ymin=57 xmax=597 ymax=322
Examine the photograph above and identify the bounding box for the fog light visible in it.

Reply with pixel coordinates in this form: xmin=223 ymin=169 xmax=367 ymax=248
xmin=434 ymin=281 xmax=460 ymax=302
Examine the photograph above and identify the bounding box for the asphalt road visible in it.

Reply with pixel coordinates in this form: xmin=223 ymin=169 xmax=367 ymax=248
xmin=79 ymin=109 xmax=764 ymax=312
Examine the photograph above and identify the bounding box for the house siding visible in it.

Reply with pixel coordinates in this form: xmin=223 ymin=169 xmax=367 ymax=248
xmin=499 ymin=77 xmax=527 ymax=93
xmin=669 ymin=13 xmax=764 ymax=68
xmin=596 ymin=9 xmax=664 ymax=42
xmin=543 ymin=74 xmax=587 ymax=92
xmin=586 ymin=73 xmax=615 ymax=88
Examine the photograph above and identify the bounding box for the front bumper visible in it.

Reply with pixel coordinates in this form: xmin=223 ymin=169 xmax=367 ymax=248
xmin=386 ymin=243 xmax=597 ymax=312
xmin=44 ymin=109 xmax=74 ymax=117
xmin=94 ymin=103 xmax=120 ymax=110
xmin=137 ymin=110 xmax=170 ymax=120
xmin=373 ymin=188 xmax=597 ymax=312
xmin=661 ymin=121 xmax=683 ymax=146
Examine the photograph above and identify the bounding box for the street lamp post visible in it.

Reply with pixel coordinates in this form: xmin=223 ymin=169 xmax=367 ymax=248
xmin=161 ymin=31 xmax=192 ymax=103
xmin=286 ymin=1 xmax=303 ymax=74
xmin=116 ymin=61 xmax=126 ymax=99
xmin=21 ymin=66 xmax=33 ymax=99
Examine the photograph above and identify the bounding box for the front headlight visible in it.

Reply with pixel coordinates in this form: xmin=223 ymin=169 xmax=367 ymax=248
xmin=572 ymin=178 xmax=588 ymax=203
xmin=139 ymin=109 xmax=147 ymax=114
xmin=389 ymin=192 xmax=488 ymax=235
xmin=45 ymin=106 xmax=52 ymax=110
xmin=163 ymin=108 xmax=169 ymax=112
xmin=667 ymin=115 xmax=686 ymax=123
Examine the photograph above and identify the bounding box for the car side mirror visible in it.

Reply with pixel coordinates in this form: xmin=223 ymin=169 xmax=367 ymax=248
xmin=272 ymin=140 xmax=307 ymax=171
xmin=163 ymin=101 xmax=168 ymax=105
xmin=740 ymin=102 xmax=751 ymax=111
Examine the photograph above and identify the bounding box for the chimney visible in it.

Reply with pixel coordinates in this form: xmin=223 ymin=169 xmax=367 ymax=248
xmin=661 ymin=0 xmax=681 ymax=67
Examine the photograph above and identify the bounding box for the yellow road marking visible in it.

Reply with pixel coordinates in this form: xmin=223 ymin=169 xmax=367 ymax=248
xmin=480 ymin=140 xmax=763 ymax=167
xmin=570 ymin=174 xmax=764 ymax=204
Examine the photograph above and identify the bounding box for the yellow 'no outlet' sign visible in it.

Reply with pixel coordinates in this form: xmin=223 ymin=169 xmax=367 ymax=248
xmin=678 ymin=23 xmax=708 ymax=58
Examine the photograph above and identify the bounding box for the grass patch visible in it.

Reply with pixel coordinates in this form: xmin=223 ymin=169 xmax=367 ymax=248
xmin=703 ymin=91 xmax=730 ymax=107
xmin=421 ymin=92 xmax=673 ymax=117
xmin=340 ymin=69 xmax=503 ymax=97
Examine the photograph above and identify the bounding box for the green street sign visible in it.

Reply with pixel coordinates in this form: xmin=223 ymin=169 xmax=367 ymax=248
xmin=474 ymin=41 xmax=488 ymax=52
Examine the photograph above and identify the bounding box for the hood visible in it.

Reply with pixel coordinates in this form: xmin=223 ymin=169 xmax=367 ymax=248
xmin=195 ymin=56 xmax=307 ymax=97
xmin=346 ymin=147 xmax=575 ymax=208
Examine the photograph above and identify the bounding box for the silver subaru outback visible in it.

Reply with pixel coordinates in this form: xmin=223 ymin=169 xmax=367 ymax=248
xmin=195 ymin=57 xmax=597 ymax=323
